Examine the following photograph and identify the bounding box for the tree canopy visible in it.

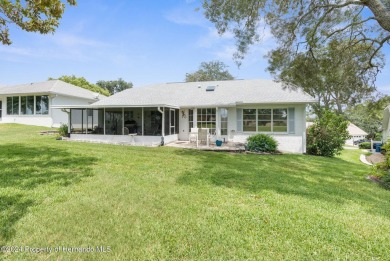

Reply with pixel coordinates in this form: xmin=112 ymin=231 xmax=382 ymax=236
xmin=49 ymin=75 xmax=110 ymax=96
xmin=185 ymin=61 xmax=235 ymax=82
xmin=268 ymin=39 xmax=380 ymax=115
xmin=0 ymin=0 xmax=76 ymax=45
xmin=96 ymin=78 xmax=133 ymax=95
xmin=202 ymin=0 xmax=390 ymax=73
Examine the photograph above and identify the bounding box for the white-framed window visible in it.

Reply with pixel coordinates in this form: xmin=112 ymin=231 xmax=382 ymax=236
xmin=7 ymin=95 xmax=49 ymax=115
xmin=197 ymin=108 xmax=216 ymax=134
xmin=240 ymin=108 xmax=290 ymax=133
xmin=220 ymin=108 xmax=228 ymax=135
xmin=6 ymin=96 xmax=19 ymax=115
xmin=189 ymin=109 xmax=194 ymax=129
xmin=21 ymin=96 xmax=34 ymax=115
xmin=36 ymin=95 xmax=49 ymax=115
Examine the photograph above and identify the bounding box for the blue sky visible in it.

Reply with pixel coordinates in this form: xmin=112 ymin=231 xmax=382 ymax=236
xmin=0 ymin=0 xmax=389 ymax=94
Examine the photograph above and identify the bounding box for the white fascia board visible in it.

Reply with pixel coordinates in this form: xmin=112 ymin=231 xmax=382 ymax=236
xmin=89 ymin=104 xmax=180 ymax=109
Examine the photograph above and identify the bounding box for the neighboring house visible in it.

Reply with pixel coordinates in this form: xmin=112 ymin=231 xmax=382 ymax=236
xmin=383 ymin=105 xmax=390 ymax=141
xmin=0 ymin=80 xmax=104 ymax=128
xmin=306 ymin=122 xmax=367 ymax=145
xmin=54 ymin=79 xmax=315 ymax=153
xmin=345 ymin=123 xmax=368 ymax=145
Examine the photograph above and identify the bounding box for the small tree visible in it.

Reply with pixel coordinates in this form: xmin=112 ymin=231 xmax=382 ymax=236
xmin=96 ymin=78 xmax=133 ymax=95
xmin=185 ymin=61 xmax=234 ymax=82
xmin=307 ymin=110 xmax=350 ymax=157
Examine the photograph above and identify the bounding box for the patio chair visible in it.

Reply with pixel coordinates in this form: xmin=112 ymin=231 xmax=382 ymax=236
xmin=198 ymin=128 xmax=210 ymax=146
xmin=123 ymin=127 xmax=129 ymax=135
xmin=189 ymin=128 xmax=199 ymax=146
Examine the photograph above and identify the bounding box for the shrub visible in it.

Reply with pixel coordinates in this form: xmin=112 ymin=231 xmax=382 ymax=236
xmin=247 ymin=134 xmax=278 ymax=153
xmin=359 ymin=142 xmax=371 ymax=149
xmin=58 ymin=123 xmax=68 ymax=137
xmin=369 ymin=142 xmax=390 ymax=190
xmin=306 ymin=110 xmax=350 ymax=157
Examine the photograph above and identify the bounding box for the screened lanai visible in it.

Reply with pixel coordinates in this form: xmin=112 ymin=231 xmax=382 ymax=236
xmin=58 ymin=106 xmax=179 ymax=143
xmin=69 ymin=106 xmax=179 ymax=137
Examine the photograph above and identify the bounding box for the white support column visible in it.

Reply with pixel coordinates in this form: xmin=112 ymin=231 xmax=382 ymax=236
xmin=141 ymin=107 xmax=144 ymax=136
xmin=122 ymin=107 xmax=124 ymax=135
xmin=216 ymin=107 xmax=220 ymax=138
xmin=162 ymin=107 xmax=165 ymax=137
xmin=103 ymin=108 xmax=106 ymax=135
xmin=68 ymin=109 xmax=71 ymax=135
xmin=193 ymin=108 xmax=197 ymax=129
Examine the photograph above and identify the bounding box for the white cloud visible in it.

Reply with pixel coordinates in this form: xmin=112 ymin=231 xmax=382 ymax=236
xmin=0 ymin=46 xmax=35 ymax=57
xmin=164 ymin=7 xmax=205 ymax=26
xmin=213 ymin=45 xmax=236 ymax=61
xmin=51 ymin=32 xmax=109 ymax=48
xmin=196 ymin=27 xmax=234 ymax=48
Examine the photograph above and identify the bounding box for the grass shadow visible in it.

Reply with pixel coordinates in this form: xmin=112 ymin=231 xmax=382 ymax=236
xmin=0 ymin=143 xmax=96 ymax=242
xmin=175 ymin=149 xmax=390 ymax=218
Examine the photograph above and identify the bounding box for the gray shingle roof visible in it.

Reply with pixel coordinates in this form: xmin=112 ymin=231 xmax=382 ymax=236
xmin=0 ymin=80 xmax=104 ymax=100
xmin=92 ymin=79 xmax=316 ymax=108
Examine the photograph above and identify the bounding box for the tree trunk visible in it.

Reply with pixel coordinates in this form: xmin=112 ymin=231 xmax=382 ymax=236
xmin=365 ymin=0 xmax=390 ymax=32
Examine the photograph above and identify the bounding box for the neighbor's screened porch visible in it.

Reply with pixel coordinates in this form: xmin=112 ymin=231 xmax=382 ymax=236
xmin=69 ymin=107 xmax=179 ymax=136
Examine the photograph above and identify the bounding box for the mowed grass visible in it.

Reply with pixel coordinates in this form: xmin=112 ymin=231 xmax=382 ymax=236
xmin=1 ymin=124 xmax=390 ymax=260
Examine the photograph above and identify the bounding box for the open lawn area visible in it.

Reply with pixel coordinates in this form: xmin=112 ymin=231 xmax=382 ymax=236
xmin=1 ymin=123 xmax=390 ymax=260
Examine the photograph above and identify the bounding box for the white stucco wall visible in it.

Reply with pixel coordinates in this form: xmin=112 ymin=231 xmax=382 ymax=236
xmin=178 ymin=109 xmax=189 ymax=140
xmin=232 ymin=134 xmax=304 ymax=153
xmin=0 ymin=94 xmax=95 ymax=128
xmin=176 ymin=104 xmax=307 ymax=153
xmin=229 ymin=104 xmax=307 ymax=153
xmin=70 ymin=134 xmax=178 ymax=146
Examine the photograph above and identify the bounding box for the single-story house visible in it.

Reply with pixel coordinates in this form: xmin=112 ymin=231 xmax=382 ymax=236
xmin=0 ymin=80 xmax=105 ymax=127
xmin=54 ymin=79 xmax=315 ymax=153
xmin=383 ymin=105 xmax=390 ymax=141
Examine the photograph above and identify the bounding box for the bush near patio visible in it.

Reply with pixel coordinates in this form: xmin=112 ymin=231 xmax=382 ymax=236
xmin=58 ymin=123 xmax=68 ymax=137
xmin=307 ymin=110 xmax=350 ymax=157
xmin=1 ymin=124 xmax=390 ymax=260
xmin=246 ymin=133 xmax=278 ymax=153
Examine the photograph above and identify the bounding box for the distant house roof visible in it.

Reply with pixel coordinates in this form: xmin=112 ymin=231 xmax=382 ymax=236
xmin=0 ymin=80 xmax=105 ymax=101
xmin=306 ymin=122 xmax=367 ymax=136
xmin=91 ymin=79 xmax=316 ymax=108
xmin=348 ymin=123 xmax=368 ymax=136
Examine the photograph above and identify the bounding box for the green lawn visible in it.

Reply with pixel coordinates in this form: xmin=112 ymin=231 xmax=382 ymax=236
xmin=1 ymin=123 xmax=390 ymax=260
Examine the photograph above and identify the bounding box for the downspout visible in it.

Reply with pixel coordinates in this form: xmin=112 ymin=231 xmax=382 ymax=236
xmin=61 ymin=108 xmax=71 ymax=137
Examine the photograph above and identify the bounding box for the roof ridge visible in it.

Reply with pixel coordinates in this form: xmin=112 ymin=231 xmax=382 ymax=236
xmin=50 ymin=79 xmax=61 ymax=92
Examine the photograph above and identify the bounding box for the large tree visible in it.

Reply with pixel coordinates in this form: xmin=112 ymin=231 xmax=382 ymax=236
xmin=202 ymin=0 xmax=390 ymax=73
xmin=49 ymin=75 xmax=110 ymax=96
xmin=267 ymin=39 xmax=381 ymax=115
xmin=185 ymin=61 xmax=235 ymax=82
xmin=0 ymin=0 xmax=76 ymax=45
xmin=96 ymin=78 xmax=133 ymax=95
